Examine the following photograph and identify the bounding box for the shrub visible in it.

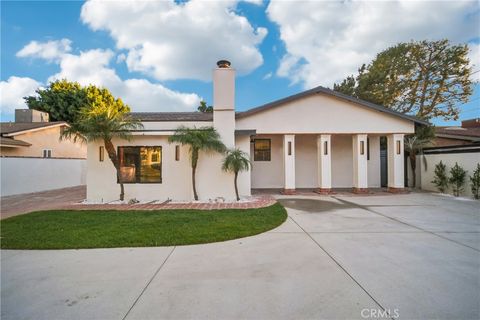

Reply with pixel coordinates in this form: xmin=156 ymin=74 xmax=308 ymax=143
xmin=470 ymin=163 xmax=480 ymax=200
xmin=432 ymin=161 xmax=449 ymax=193
xmin=449 ymin=162 xmax=467 ymax=197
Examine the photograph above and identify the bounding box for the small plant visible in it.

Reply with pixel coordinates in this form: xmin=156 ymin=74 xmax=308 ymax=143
xmin=432 ymin=161 xmax=449 ymax=193
xmin=449 ymin=162 xmax=467 ymax=197
xmin=470 ymin=163 xmax=480 ymax=200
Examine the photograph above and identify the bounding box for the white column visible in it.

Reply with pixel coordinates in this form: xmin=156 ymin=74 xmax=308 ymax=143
xmin=352 ymin=134 xmax=368 ymax=193
xmin=316 ymin=134 xmax=332 ymax=193
xmin=387 ymin=134 xmax=405 ymax=191
xmin=283 ymin=134 xmax=296 ymax=194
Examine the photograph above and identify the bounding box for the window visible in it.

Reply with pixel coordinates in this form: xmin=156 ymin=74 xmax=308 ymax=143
xmin=42 ymin=149 xmax=52 ymax=158
xmin=118 ymin=146 xmax=162 ymax=183
xmin=99 ymin=146 xmax=104 ymax=162
xmin=254 ymin=139 xmax=271 ymax=161
xmin=367 ymin=138 xmax=370 ymax=160
xmin=175 ymin=145 xmax=180 ymax=161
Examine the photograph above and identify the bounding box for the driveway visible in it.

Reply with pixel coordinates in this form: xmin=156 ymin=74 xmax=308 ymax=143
xmin=1 ymin=193 xmax=479 ymax=320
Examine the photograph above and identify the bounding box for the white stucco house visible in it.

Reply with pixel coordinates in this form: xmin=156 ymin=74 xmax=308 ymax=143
xmin=87 ymin=60 xmax=427 ymax=202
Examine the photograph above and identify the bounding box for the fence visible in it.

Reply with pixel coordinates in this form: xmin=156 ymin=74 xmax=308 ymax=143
xmin=419 ymin=144 xmax=480 ymax=198
xmin=0 ymin=157 xmax=87 ymax=197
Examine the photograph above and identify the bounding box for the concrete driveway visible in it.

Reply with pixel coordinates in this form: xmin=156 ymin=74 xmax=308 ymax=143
xmin=1 ymin=193 xmax=479 ymax=320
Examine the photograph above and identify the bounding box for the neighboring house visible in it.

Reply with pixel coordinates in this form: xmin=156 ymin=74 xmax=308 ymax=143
xmin=433 ymin=118 xmax=480 ymax=147
xmin=0 ymin=109 xmax=86 ymax=159
xmin=87 ymin=60 xmax=426 ymax=202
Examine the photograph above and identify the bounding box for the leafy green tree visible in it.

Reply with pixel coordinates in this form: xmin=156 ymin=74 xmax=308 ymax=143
xmin=449 ymin=162 xmax=467 ymax=197
xmin=197 ymin=101 xmax=213 ymax=113
xmin=222 ymin=148 xmax=251 ymax=201
xmin=470 ymin=164 xmax=480 ymax=200
xmin=334 ymin=40 xmax=473 ymax=121
xmin=404 ymin=126 xmax=435 ymax=187
xmin=24 ymin=79 xmax=87 ymax=123
xmin=432 ymin=161 xmax=449 ymax=193
xmin=168 ymin=127 xmax=226 ymax=200
xmin=62 ymin=85 xmax=142 ymax=201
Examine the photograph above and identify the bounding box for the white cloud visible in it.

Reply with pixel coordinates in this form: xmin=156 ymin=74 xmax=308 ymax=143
xmin=16 ymin=38 xmax=72 ymax=62
xmin=47 ymin=48 xmax=201 ymax=112
xmin=80 ymin=0 xmax=267 ymax=81
xmin=262 ymin=72 xmax=272 ymax=80
xmin=0 ymin=77 xmax=41 ymax=115
xmin=468 ymin=43 xmax=480 ymax=83
xmin=267 ymin=0 xmax=479 ymax=88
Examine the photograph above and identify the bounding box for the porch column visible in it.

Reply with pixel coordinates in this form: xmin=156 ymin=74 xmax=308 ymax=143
xmin=352 ymin=134 xmax=368 ymax=193
xmin=387 ymin=134 xmax=405 ymax=192
xmin=316 ymin=134 xmax=332 ymax=194
xmin=282 ymin=134 xmax=296 ymax=194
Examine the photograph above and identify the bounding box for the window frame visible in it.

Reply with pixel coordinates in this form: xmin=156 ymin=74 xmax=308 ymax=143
xmin=117 ymin=146 xmax=162 ymax=184
xmin=253 ymin=139 xmax=271 ymax=161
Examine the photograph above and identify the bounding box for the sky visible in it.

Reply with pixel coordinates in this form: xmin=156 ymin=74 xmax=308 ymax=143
xmin=1 ymin=0 xmax=479 ymax=126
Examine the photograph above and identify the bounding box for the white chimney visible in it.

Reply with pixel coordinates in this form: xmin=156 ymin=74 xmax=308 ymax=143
xmin=213 ymin=60 xmax=235 ymax=148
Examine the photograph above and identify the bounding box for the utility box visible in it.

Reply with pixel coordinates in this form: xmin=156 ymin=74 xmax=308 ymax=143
xmin=15 ymin=109 xmax=49 ymax=123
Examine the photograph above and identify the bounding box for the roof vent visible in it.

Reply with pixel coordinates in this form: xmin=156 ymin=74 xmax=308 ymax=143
xmin=216 ymin=60 xmax=231 ymax=68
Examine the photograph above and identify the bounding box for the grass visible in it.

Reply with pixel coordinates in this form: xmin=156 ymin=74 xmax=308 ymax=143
xmin=0 ymin=203 xmax=287 ymax=249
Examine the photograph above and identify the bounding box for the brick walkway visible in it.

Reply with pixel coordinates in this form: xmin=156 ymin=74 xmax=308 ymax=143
xmin=63 ymin=196 xmax=276 ymax=211
xmin=1 ymin=185 xmax=87 ymax=219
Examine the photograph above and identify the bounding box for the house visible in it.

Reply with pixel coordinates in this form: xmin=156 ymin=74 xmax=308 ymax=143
xmin=433 ymin=118 xmax=480 ymax=147
xmin=86 ymin=60 xmax=427 ymax=202
xmin=0 ymin=109 xmax=86 ymax=159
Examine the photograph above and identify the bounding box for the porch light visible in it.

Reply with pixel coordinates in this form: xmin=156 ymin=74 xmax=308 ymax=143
xmin=360 ymin=141 xmax=365 ymax=155
xmin=324 ymin=141 xmax=328 ymax=155
xmin=99 ymin=146 xmax=104 ymax=162
xmin=396 ymin=140 xmax=401 ymax=154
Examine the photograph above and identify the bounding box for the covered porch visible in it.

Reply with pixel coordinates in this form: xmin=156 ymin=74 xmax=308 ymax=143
xmin=249 ymin=133 xmax=405 ymax=194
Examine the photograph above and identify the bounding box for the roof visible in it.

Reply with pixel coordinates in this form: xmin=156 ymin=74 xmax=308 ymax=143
xmin=0 ymin=137 xmax=31 ymax=147
xmin=130 ymin=112 xmax=213 ymax=122
xmin=236 ymin=85 xmax=429 ymax=125
xmin=0 ymin=121 xmax=67 ymax=135
xmin=435 ymin=126 xmax=480 ymax=139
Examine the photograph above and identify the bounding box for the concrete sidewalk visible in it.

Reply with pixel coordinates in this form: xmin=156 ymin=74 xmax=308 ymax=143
xmin=1 ymin=193 xmax=479 ymax=320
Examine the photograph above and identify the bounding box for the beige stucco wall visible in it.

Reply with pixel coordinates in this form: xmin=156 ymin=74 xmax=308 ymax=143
xmin=236 ymin=93 xmax=414 ymax=134
xmin=86 ymin=134 xmax=251 ymax=202
xmin=420 ymin=152 xmax=480 ymax=198
xmin=1 ymin=125 xmax=86 ymax=158
xmin=250 ymin=134 xmax=381 ymax=189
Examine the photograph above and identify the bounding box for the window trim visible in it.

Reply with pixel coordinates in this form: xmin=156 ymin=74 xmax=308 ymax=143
xmin=253 ymin=139 xmax=271 ymax=161
xmin=117 ymin=146 xmax=162 ymax=184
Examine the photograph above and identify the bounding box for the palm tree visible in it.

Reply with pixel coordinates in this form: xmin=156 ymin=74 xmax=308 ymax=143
xmin=168 ymin=126 xmax=226 ymax=200
xmin=404 ymin=126 xmax=434 ymax=188
xmin=62 ymin=85 xmax=142 ymax=201
xmin=222 ymin=148 xmax=251 ymax=201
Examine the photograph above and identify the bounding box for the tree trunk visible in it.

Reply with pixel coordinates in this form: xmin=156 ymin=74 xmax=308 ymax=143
xmin=192 ymin=164 xmax=198 ymax=201
xmin=409 ymin=152 xmax=417 ymax=188
xmin=104 ymin=139 xmax=125 ymax=201
xmin=234 ymin=172 xmax=239 ymax=201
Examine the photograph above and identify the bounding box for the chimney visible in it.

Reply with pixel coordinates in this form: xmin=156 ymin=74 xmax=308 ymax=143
xmin=213 ymin=60 xmax=235 ymax=148
xmin=15 ymin=109 xmax=49 ymax=123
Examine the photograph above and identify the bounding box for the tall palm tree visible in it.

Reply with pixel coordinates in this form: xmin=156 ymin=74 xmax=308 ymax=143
xmin=169 ymin=126 xmax=226 ymax=200
xmin=62 ymin=86 xmax=142 ymax=201
xmin=222 ymin=148 xmax=251 ymax=201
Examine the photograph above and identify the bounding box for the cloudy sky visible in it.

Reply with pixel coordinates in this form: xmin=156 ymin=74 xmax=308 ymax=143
xmin=1 ymin=0 xmax=479 ymax=125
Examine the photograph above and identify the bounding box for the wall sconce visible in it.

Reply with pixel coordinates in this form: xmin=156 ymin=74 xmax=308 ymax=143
xmin=288 ymin=141 xmax=292 ymax=155
xmin=323 ymin=141 xmax=328 ymax=155
xmin=396 ymin=140 xmax=401 ymax=155
xmin=99 ymin=146 xmax=104 ymax=162
xmin=360 ymin=141 xmax=365 ymax=155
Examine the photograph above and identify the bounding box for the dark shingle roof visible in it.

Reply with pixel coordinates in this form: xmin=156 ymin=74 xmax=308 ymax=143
xmin=0 ymin=121 xmax=67 ymax=135
xmin=130 ymin=112 xmax=213 ymax=122
xmin=236 ymin=86 xmax=428 ymax=125
xmin=0 ymin=137 xmax=31 ymax=147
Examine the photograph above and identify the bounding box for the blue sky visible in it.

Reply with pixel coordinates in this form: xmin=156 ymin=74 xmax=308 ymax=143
xmin=1 ymin=0 xmax=479 ymax=126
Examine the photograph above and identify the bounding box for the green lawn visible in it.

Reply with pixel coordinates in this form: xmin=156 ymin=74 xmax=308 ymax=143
xmin=0 ymin=203 xmax=287 ymax=249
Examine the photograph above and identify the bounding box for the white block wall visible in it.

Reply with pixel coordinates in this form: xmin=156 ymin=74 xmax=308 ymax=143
xmin=0 ymin=157 xmax=86 ymax=196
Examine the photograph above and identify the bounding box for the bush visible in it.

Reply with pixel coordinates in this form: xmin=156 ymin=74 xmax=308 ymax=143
xmin=432 ymin=161 xmax=449 ymax=193
xmin=470 ymin=163 xmax=480 ymax=200
xmin=449 ymin=162 xmax=467 ymax=197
